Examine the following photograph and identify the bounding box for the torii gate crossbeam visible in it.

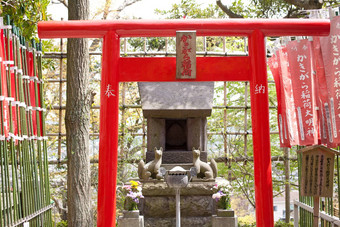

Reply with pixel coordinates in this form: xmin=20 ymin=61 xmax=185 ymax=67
xmin=38 ymin=19 xmax=330 ymax=227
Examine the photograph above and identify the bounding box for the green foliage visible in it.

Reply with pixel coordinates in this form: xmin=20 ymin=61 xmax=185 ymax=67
xmin=157 ymin=0 xmax=339 ymax=19
xmin=228 ymin=0 xmax=248 ymax=18
xmin=155 ymin=0 xmax=225 ymax=19
xmin=274 ymin=220 xmax=294 ymax=227
xmin=238 ymin=215 xmax=256 ymax=226
xmin=248 ymin=0 xmax=293 ymax=18
xmin=127 ymin=37 xmax=168 ymax=52
xmin=56 ymin=220 xmax=68 ymax=227
xmin=224 ymin=0 xmax=338 ymax=19
xmin=238 ymin=223 xmax=256 ymax=227
xmin=1 ymin=0 xmax=50 ymax=39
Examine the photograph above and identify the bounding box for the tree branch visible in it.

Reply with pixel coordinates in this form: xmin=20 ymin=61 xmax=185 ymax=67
xmin=52 ymin=0 xmax=68 ymax=8
xmin=283 ymin=0 xmax=322 ymax=9
xmin=116 ymin=0 xmax=142 ymax=13
xmin=89 ymin=0 xmax=142 ymax=51
xmin=112 ymin=0 xmax=142 ymax=19
xmin=216 ymin=0 xmax=243 ymax=18
xmin=284 ymin=10 xmax=307 ymax=18
xmin=52 ymin=197 xmax=68 ymax=214
xmin=1 ymin=1 xmax=15 ymax=8
xmin=230 ymin=169 xmax=256 ymax=208
xmin=103 ymin=0 xmax=112 ymax=20
xmin=273 ymin=190 xmax=285 ymax=198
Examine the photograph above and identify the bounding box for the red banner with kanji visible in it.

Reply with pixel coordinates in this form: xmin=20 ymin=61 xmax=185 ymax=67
xmin=268 ymin=18 xmax=340 ymax=148
xmin=320 ymin=16 xmax=340 ymax=147
xmin=312 ymin=37 xmax=329 ymax=146
xmin=287 ymin=40 xmax=318 ymax=145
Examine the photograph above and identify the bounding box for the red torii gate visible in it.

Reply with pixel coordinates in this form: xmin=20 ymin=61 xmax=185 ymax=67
xmin=38 ymin=19 xmax=330 ymax=227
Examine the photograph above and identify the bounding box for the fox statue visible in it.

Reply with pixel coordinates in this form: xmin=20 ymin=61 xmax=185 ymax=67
xmin=192 ymin=147 xmax=217 ymax=180
xmin=138 ymin=147 xmax=163 ymax=180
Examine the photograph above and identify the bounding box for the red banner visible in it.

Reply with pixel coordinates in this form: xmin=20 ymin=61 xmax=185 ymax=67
xmin=9 ymin=39 xmax=18 ymax=137
xmin=269 ymin=54 xmax=290 ymax=147
xmin=287 ymin=39 xmax=318 ymax=146
xmin=276 ymin=47 xmax=300 ymax=146
xmin=272 ymin=18 xmax=340 ymax=148
xmin=0 ymin=30 xmax=9 ymax=137
xmin=38 ymin=83 xmax=43 ymax=137
xmin=28 ymin=51 xmax=37 ymax=136
xmin=320 ymin=16 xmax=340 ymax=147
xmin=312 ymin=37 xmax=330 ymax=146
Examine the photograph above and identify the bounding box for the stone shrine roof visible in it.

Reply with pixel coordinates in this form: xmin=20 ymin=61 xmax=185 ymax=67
xmin=138 ymin=82 xmax=214 ymax=118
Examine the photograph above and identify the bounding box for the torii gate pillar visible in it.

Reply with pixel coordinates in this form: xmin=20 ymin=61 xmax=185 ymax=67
xmin=249 ymin=29 xmax=273 ymax=223
xmin=97 ymin=31 xmax=120 ymax=227
xmin=38 ymin=19 xmax=330 ymax=227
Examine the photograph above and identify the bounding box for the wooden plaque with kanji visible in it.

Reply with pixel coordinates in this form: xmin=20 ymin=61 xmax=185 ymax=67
xmin=176 ymin=31 xmax=196 ymax=79
xmin=298 ymin=145 xmax=338 ymax=197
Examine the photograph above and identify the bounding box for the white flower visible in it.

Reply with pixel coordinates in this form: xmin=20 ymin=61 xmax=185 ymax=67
xmin=212 ymin=192 xmax=222 ymax=200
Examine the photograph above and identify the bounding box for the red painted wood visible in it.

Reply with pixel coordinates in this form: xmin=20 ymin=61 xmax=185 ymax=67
xmin=249 ymin=30 xmax=274 ymax=226
xmin=118 ymin=56 xmax=251 ymax=82
xmin=37 ymin=19 xmax=333 ymax=227
xmin=38 ymin=19 xmax=330 ymax=38
xmin=97 ymin=31 xmax=120 ymax=227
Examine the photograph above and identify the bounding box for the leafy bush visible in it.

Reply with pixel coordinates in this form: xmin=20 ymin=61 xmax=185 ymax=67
xmin=238 ymin=215 xmax=256 ymax=226
xmin=56 ymin=220 xmax=68 ymax=227
xmin=274 ymin=220 xmax=293 ymax=227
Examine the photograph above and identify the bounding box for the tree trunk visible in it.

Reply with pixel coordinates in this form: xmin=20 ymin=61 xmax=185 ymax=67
xmin=66 ymin=0 xmax=92 ymax=226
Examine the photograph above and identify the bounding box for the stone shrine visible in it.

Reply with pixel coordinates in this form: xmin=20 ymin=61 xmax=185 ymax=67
xmin=138 ymin=82 xmax=218 ymax=227
xmin=140 ymin=82 xmax=213 ymax=164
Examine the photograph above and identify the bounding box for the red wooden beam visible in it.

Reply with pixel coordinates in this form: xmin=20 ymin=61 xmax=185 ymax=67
xmin=38 ymin=19 xmax=330 ymax=38
xmin=118 ymin=56 xmax=251 ymax=82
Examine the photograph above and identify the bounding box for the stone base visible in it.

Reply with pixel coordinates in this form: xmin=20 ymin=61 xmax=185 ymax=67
xmin=216 ymin=209 xmax=234 ymax=217
xmin=140 ymin=180 xmax=216 ymax=226
xmin=123 ymin=210 xmax=140 ymax=218
xmin=145 ymin=216 xmax=212 ymax=227
xmin=212 ymin=215 xmax=237 ymax=227
xmin=117 ymin=215 xmax=144 ymax=227
xmin=142 ymin=195 xmax=214 ymax=217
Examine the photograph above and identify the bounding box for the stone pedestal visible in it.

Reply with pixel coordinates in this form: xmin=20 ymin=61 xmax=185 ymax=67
xmin=140 ymin=180 xmax=216 ymax=227
xmin=216 ymin=209 xmax=234 ymax=217
xmin=117 ymin=210 xmax=144 ymax=227
xmin=212 ymin=210 xmax=237 ymax=227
